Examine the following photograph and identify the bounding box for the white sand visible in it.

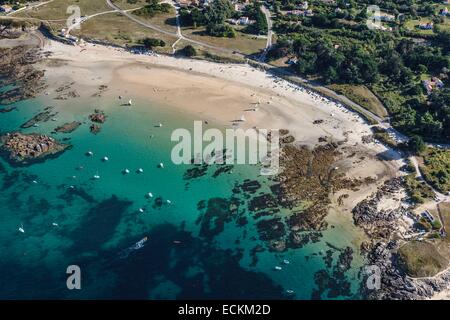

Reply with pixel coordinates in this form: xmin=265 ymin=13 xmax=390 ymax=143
xmin=41 ymin=40 xmax=403 ymax=183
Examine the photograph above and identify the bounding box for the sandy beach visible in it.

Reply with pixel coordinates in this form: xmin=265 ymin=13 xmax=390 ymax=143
xmin=38 ymin=40 xmax=403 ymax=199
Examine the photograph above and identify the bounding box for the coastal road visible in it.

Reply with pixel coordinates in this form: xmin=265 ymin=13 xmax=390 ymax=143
xmin=259 ymin=4 xmax=273 ymax=62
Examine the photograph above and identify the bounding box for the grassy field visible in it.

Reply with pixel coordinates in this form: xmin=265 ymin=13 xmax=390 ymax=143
xmin=327 ymin=84 xmax=388 ymax=119
xmin=398 ymin=240 xmax=448 ymax=277
xmin=174 ymin=39 xmax=246 ymax=63
xmin=73 ymin=12 xmax=177 ymax=52
xmin=131 ymin=10 xmax=178 ymax=34
xmin=405 ymin=16 xmax=450 ymax=34
xmin=13 ymin=0 xmax=112 ymax=20
xmin=111 ymin=0 xmax=147 ymax=10
xmin=181 ymin=26 xmax=266 ymax=55
xmin=419 ymin=148 xmax=450 ymax=194
xmin=439 ymin=202 xmax=450 ymax=241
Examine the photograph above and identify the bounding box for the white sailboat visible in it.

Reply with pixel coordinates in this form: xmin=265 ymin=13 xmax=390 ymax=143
xmin=274 ymin=266 xmax=282 ymax=271
xmin=147 ymin=192 xmax=153 ymax=198
xmin=127 ymin=99 xmax=132 ymax=106
xmin=158 ymin=162 xmax=164 ymax=168
xmin=93 ymin=171 xmax=100 ymax=179
xmin=103 ymin=156 xmax=109 ymax=161
xmin=18 ymin=224 xmax=25 ymax=233
xmin=123 ymin=168 xmax=130 ymax=174
xmin=137 ymin=168 xmax=144 ymax=173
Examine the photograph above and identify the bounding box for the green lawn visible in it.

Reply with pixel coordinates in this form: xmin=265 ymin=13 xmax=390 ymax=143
xmin=181 ymin=26 xmax=266 ymax=55
xmin=419 ymin=147 xmax=450 ymax=194
xmin=13 ymin=0 xmax=112 ymax=20
xmin=327 ymin=84 xmax=388 ymax=119
xmin=73 ymin=12 xmax=177 ymax=52
xmin=398 ymin=240 xmax=448 ymax=277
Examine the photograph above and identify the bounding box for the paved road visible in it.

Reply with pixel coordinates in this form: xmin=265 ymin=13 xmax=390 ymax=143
xmin=260 ymin=4 xmax=273 ymax=59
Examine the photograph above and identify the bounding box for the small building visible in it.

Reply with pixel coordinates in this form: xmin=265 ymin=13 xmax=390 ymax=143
xmin=0 ymin=5 xmax=13 ymax=13
xmin=234 ymin=3 xmax=247 ymax=12
xmin=422 ymin=77 xmax=444 ymax=95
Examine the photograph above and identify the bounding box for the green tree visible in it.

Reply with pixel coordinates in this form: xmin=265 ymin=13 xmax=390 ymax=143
xmin=142 ymin=38 xmax=165 ymax=49
xmin=180 ymin=45 xmax=197 ymax=57
xmin=408 ymin=135 xmax=426 ymax=154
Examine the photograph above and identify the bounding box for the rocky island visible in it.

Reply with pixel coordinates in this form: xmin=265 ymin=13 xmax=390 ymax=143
xmin=0 ymin=132 xmax=70 ymax=166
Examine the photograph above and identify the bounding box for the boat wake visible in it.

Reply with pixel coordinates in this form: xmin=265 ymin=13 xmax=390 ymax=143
xmin=118 ymin=236 xmax=148 ymax=259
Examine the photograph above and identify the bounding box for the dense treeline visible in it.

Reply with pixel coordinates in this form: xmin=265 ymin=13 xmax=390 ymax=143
xmin=267 ymin=0 xmax=450 ymax=142
xmin=180 ymin=0 xmax=236 ymax=37
xmin=134 ymin=0 xmax=172 ymax=18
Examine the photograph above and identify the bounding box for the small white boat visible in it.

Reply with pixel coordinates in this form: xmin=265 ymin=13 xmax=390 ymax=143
xmin=137 ymin=168 xmax=144 ymax=173
xmin=138 ymin=208 xmax=144 ymax=213
xmin=147 ymin=192 xmax=153 ymax=198
xmin=32 ymin=180 xmax=38 ymax=184
xmin=158 ymin=162 xmax=164 ymax=168
xmin=33 ymin=123 xmax=39 ymax=127
xmin=123 ymin=168 xmax=130 ymax=174
xmin=93 ymin=173 xmax=100 ymax=179
xmin=286 ymin=289 xmax=294 ymax=295
xmin=18 ymin=224 xmax=25 ymax=233
xmin=128 ymin=99 xmax=132 ymax=106
xmin=52 ymin=222 xmax=59 ymax=227
xmin=86 ymin=151 xmax=93 ymax=156
xmin=166 ymin=200 xmax=171 ymax=204
xmin=283 ymin=259 xmax=290 ymax=265
xmin=274 ymin=266 xmax=282 ymax=271
xmin=103 ymin=156 xmax=109 ymax=161
xmin=69 ymin=185 xmax=75 ymax=189
xmin=157 ymin=123 xmax=163 ymax=127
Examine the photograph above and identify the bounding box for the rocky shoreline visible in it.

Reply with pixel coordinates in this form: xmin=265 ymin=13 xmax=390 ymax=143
xmin=0 ymin=132 xmax=70 ymax=166
xmin=0 ymin=45 xmax=47 ymax=105
xmin=353 ymin=178 xmax=450 ymax=299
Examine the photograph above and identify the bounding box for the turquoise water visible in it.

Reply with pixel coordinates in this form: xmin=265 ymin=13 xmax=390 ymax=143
xmin=0 ymin=94 xmax=365 ymax=299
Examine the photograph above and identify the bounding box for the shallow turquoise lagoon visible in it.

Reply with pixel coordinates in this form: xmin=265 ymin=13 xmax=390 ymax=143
xmin=0 ymin=95 xmax=364 ymax=299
